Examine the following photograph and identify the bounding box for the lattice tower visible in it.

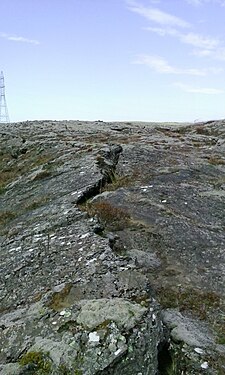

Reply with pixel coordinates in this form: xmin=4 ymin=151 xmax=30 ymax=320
xmin=0 ymin=71 xmax=10 ymax=123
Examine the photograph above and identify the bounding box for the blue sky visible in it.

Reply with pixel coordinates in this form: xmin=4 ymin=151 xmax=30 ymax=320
xmin=1 ymin=0 xmax=225 ymax=122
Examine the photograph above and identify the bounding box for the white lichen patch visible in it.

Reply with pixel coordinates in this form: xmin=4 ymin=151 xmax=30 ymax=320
xmin=194 ymin=347 xmax=204 ymax=355
xmin=152 ymin=313 xmax=156 ymax=322
xmin=80 ymin=233 xmax=90 ymax=239
xmin=114 ymin=348 xmax=122 ymax=356
xmin=201 ymin=361 xmax=209 ymax=369
xmin=86 ymin=258 xmax=97 ymax=265
xmin=59 ymin=310 xmax=72 ymax=318
xmin=88 ymin=331 xmax=100 ymax=343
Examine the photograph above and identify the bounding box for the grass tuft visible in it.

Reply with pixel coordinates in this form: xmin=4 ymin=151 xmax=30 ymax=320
xmin=157 ymin=286 xmax=221 ymax=320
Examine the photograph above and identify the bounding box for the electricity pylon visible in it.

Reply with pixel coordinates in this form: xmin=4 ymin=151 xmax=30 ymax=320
xmin=0 ymin=71 xmax=10 ymax=123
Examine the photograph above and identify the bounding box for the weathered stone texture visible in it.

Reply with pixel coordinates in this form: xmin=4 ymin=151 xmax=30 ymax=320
xmin=0 ymin=120 xmax=225 ymax=374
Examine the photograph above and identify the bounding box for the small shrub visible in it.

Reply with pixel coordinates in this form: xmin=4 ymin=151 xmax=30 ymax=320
xmin=33 ymin=169 xmax=52 ymax=181
xmin=0 ymin=169 xmax=16 ymax=188
xmin=86 ymin=200 xmax=130 ymax=230
xmin=103 ymin=174 xmax=132 ymax=191
xmin=24 ymin=196 xmax=50 ymax=211
xmin=174 ymin=126 xmax=190 ymax=135
xmin=103 ymin=170 xmax=142 ymax=192
xmin=195 ymin=126 xmax=211 ymax=135
xmin=207 ymin=156 xmax=225 ymax=165
xmin=0 ymin=211 xmax=16 ymax=225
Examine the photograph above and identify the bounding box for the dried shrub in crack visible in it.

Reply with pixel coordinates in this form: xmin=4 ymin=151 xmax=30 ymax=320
xmin=0 ymin=210 xmax=17 ymax=225
xmin=103 ymin=169 xmax=142 ymax=192
xmin=24 ymin=196 xmax=50 ymax=211
xmin=32 ymin=169 xmax=52 ymax=180
xmin=207 ymin=156 xmax=225 ymax=165
xmin=195 ymin=126 xmax=211 ymax=135
xmin=87 ymin=200 xmax=131 ymax=230
xmin=157 ymin=286 xmax=221 ymax=321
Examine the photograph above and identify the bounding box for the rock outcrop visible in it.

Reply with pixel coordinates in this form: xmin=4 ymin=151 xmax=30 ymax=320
xmin=0 ymin=120 xmax=225 ymax=374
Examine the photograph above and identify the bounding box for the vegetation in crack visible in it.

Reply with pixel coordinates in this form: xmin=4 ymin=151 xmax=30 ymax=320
xmin=19 ymin=351 xmax=52 ymax=374
xmin=77 ymin=144 xmax=123 ymax=205
xmin=85 ymin=200 xmax=131 ymax=231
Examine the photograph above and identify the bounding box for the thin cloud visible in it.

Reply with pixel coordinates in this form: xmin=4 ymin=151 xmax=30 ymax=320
xmin=193 ymin=47 xmax=225 ymax=60
xmin=174 ymin=82 xmax=224 ymax=94
xmin=127 ymin=1 xmax=225 ymax=62
xmin=0 ymin=32 xmax=40 ymax=45
xmin=126 ymin=1 xmax=190 ymax=28
xmin=186 ymin=0 xmax=225 ymax=6
xmin=186 ymin=0 xmax=202 ymax=4
xmin=181 ymin=32 xmax=220 ymax=49
xmin=146 ymin=27 xmax=220 ymax=50
xmin=145 ymin=26 xmax=225 ymax=60
xmin=134 ymin=55 xmax=222 ymax=75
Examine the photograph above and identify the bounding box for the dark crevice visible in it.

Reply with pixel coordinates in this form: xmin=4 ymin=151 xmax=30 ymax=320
xmin=76 ymin=177 xmax=108 ymax=205
xmin=157 ymin=341 xmax=173 ymax=375
xmin=76 ymin=144 xmax=123 ymax=205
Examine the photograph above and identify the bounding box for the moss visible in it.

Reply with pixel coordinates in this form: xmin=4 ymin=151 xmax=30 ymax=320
xmin=214 ymin=321 xmax=225 ymax=345
xmin=74 ymin=370 xmax=83 ymax=375
xmin=58 ymin=364 xmax=69 ymax=374
xmin=0 ymin=186 xmax=5 ymax=195
xmin=19 ymin=351 xmax=52 ymax=374
xmin=217 ymin=335 xmax=225 ymax=345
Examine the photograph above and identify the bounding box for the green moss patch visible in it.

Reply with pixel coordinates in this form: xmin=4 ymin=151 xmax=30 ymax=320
xmin=19 ymin=351 xmax=52 ymax=374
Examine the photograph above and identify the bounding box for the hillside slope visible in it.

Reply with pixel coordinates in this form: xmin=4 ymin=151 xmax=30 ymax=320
xmin=0 ymin=120 xmax=225 ymax=374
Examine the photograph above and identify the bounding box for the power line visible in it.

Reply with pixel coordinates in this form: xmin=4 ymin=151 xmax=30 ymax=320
xmin=0 ymin=71 xmax=10 ymax=123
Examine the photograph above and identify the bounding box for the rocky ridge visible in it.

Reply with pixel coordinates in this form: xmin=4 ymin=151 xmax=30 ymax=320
xmin=0 ymin=119 xmax=225 ymax=374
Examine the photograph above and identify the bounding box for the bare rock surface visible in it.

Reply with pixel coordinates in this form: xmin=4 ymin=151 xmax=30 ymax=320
xmin=0 ymin=119 xmax=225 ymax=374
